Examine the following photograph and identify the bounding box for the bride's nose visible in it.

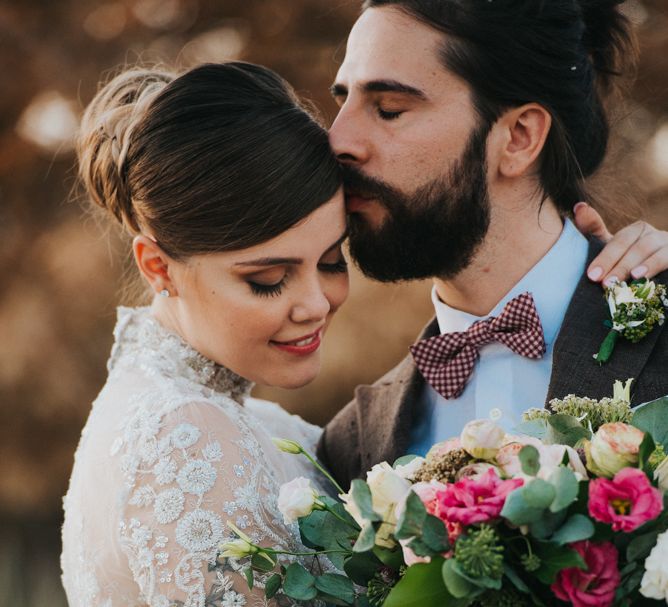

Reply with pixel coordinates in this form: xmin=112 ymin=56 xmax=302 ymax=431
xmin=289 ymin=277 xmax=331 ymax=324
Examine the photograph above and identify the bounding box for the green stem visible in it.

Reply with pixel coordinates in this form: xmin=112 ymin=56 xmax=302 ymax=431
xmin=301 ymin=450 xmax=345 ymax=495
xmin=595 ymin=328 xmax=619 ymax=365
xmin=263 ymin=547 xmax=351 ymax=557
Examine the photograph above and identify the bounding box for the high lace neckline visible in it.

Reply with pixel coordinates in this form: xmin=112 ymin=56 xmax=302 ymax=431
xmin=108 ymin=306 xmax=253 ymax=404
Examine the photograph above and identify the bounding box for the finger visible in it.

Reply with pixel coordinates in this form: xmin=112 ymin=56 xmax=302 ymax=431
xmin=586 ymin=221 xmax=647 ymax=282
xmin=599 ymin=228 xmax=666 ymax=285
xmin=573 ymin=202 xmax=613 ymax=242
xmin=628 ymin=244 xmax=668 ymax=281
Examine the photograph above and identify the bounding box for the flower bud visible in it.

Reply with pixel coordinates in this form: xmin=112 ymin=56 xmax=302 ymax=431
xmin=272 ymin=437 xmax=303 ymax=455
xmin=460 ymin=419 xmax=506 ymax=460
xmin=219 ymin=538 xmax=258 ymax=559
xmin=612 ymin=379 xmax=633 ymax=403
xmin=585 ymin=422 xmax=645 ymax=478
xmin=277 ymin=477 xmax=320 ymax=524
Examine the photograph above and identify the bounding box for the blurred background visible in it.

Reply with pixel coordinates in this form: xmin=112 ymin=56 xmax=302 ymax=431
xmin=0 ymin=0 xmax=666 ymax=604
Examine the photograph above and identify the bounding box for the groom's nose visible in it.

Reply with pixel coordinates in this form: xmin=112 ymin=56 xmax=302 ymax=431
xmin=329 ymin=104 xmax=370 ymax=166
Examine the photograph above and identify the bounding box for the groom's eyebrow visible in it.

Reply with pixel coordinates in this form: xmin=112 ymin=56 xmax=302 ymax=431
xmin=330 ymin=80 xmax=427 ymax=100
xmin=235 ymin=229 xmax=349 ymax=267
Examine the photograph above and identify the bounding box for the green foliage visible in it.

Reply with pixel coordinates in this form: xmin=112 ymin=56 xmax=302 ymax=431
xmin=632 ymin=396 xmax=668 ymax=452
xmin=314 ymin=573 xmax=356 ymax=605
xmin=518 ymin=445 xmax=540 ymax=476
xmin=545 ymin=414 xmax=591 ymax=447
xmin=354 ymin=522 xmax=377 ymax=553
xmin=250 ymin=551 xmax=276 ymax=572
xmin=344 ymin=551 xmax=383 ymax=586
xmin=547 ymin=467 xmax=579 ymax=513
xmin=384 ymin=558 xmax=469 ymax=607
xmin=532 ymin=542 xmax=586 ymax=585
xmin=350 ymin=480 xmax=382 ymax=522
xmin=283 ymin=563 xmax=317 ymax=601
xmin=395 ymin=491 xmax=427 ymax=540
xmin=549 ymin=514 xmax=595 ymax=545
xmin=265 ymin=573 xmax=281 ymax=599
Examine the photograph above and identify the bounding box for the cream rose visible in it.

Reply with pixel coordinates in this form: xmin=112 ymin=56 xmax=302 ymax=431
xmin=277 ymin=477 xmax=320 ymax=524
xmin=585 ymin=422 xmax=645 ymax=478
xmin=460 ymin=419 xmax=506 ymax=460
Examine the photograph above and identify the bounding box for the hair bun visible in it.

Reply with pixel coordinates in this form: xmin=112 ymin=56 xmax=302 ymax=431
xmin=77 ymin=68 xmax=175 ymax=232
xmin=578 ymin=0 xmax=635 ymax=89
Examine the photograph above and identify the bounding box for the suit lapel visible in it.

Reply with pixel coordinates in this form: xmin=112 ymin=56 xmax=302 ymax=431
xmin=548 ymin=240 xmax=666 ymax=405
xmin=356 ymin=318 xmax=439 ymax=471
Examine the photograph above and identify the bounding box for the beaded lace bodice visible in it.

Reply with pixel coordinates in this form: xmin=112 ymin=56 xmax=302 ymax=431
xmin=61 ymin=307 xmax=327 ymax=607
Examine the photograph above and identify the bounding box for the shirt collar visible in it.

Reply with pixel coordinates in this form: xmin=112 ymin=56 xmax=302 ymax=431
xmin=432 ymin=219 xmax=589 ymax=346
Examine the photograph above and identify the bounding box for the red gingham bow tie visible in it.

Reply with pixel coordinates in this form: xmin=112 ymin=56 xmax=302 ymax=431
xmin=410 ymin=292 xmax=546 ymax=400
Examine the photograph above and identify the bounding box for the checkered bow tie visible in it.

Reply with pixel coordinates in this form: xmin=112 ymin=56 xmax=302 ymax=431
xmin=410 ymin=292 xmax=546 ymax=400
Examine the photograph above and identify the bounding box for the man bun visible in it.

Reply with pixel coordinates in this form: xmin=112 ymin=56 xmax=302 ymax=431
xmin=77 ymin=69 xmax=175 ymax=232
xmin=579 ymin=0 xmax=635 ymax=90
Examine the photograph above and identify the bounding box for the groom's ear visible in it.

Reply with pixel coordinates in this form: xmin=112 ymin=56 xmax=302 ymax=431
xmin=495 ymin=103 xmax=552 ymax=179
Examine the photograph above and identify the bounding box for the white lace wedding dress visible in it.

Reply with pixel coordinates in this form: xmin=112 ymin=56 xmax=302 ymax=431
xmin=61 ymin=307 xmax=329 ymax=607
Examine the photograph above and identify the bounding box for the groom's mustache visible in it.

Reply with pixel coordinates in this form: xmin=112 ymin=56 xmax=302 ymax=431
xmin=340 ymin=165 xmax=405 ymax=213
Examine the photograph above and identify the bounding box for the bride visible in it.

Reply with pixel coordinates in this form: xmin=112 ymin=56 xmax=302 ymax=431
xmin=60 ymin=62 xmax=347 ymax=607
xmin=61 ymin=60 xmax=668 ymax=607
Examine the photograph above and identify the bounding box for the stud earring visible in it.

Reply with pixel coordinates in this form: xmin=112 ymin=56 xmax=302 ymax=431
xmin=159 ymin=289 xmax=170 ymax=298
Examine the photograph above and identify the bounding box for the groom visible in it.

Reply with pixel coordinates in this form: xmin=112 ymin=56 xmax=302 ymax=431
xmin=317 ymin=0 xmax=668 ymax=488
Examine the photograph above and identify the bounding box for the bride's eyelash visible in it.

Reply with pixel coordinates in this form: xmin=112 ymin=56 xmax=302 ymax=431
xmin=248 ymin=279 xmax=285 ymax=298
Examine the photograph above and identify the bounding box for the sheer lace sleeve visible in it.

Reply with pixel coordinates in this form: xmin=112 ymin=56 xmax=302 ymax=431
xmin=117 ymin=398 xmax=314 ymax=607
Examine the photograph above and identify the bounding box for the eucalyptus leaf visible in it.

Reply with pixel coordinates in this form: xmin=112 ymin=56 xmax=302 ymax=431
xmin=353 ymin=522 xmax=376 ymax=553
xmin=314 ymin=573 xmax=356 ymax=605
xmin=243 ymin=567 xmax=254 ymax=590
xmin=251 ymin=552 xmax=276 ymax=573
xmin=529 ymin=509 xmax=567 ymax=540
xmin=519 ymin=445 xmax=540 ymax=476
xmin=548 ymin=467 xmax=579 ymax=512
xmin=513 ymin=418 xmax=548 ymax=440
xmin=422 ymin=514 xmax=450 ymax=553
xmin=523 ymin=479 xmax=556 ymax=509
xmin=441 ymin=559 xmax=482 ymax=598
xmin=632 ymin=396 xmax=668 ymax=451
xmin=546 ymin=414 xmax=591 ymax=447
xmin=639 ymin=431 xmax=657 ymax=476
xmin=550 ymin=514 xmax=595 ymax=545
xmin=501 ymin=486 xmax=545 ymax=525
xmin=283 ymin=563 xmax=317 ymax=601
xmin=394 ymin=454 xmax=420 ymax=468
xmin=351 ymin=480 xmax=382 ymax=522
xmin=344 ymin=551 xmax=382 ymax=586
xmin=395 ymin=491 xmax=427 ymax=540
xmin=265 ymin=573 xmax=281 ymax=599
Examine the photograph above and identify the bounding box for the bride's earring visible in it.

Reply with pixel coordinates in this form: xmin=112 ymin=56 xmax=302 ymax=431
xmin=159 ymin=289 xmax=170 ymax=298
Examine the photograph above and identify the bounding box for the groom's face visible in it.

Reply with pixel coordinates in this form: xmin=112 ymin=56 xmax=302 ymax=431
xmin=329 ymin=7 xmax=491 ymax=281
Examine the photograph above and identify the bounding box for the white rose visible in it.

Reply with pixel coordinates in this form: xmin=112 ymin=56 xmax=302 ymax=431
xmin=460 ymin=419 xmax=506 ymax=460
xmin=394 ymin=456 xmax=426 ymax=480
xmin=641 ymin=530 xmax=668 ymax=600
xmin=340 ymin=463 xmax=412 ymax=549
xmin=586 ymin=422 xmax=644 ymax=478
xmin=537 ymin=444 xmax=588 ymax=482
xmin=277 ymin=477 xmax=319 ymax=525
xmin=612 ymin=282 xmax=640 ymax=306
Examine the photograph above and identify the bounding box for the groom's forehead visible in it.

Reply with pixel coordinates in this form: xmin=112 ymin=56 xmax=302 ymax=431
xmin=336 ymin=7 xmax=446 ymax=85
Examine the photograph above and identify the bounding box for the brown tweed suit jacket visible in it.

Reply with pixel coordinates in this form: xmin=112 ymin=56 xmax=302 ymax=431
xmin=317 ymin=240 xmax=668 ymax=490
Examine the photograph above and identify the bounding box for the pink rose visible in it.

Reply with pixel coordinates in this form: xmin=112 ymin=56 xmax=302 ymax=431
xmin=551 ymin=541 xmax=620 ymax=607
xmin=588 ymin=467 xmax=663 ymax=532
xmin=435 ymin=468 xmax=523 ymax=529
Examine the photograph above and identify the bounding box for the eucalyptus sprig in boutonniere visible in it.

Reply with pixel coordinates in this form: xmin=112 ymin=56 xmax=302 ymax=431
xmin=594 ymin=278 xmax=668 ymax=364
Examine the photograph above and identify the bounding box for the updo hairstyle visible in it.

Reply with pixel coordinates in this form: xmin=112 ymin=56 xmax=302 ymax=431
xmin=78 ymin=62 xmax=342 ymax=259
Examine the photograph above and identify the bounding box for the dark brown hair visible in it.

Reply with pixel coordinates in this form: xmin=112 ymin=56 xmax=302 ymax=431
xmin=362 ymin=0 xmax=636 ymax=213
xmin=78 ymin=62 xmax=341 ymax=259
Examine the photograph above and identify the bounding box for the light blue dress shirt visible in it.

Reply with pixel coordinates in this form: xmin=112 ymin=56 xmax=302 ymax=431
xmin=407 ymin=220 xmax=590 ymax=456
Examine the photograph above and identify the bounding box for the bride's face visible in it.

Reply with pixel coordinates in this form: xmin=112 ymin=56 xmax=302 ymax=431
xmin=163 ymin=193 xmax=349 ymax=388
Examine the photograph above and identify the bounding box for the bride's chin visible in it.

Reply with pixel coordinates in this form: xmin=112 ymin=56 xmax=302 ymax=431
xmin=264 ymin=361 xmax=321 ymax=390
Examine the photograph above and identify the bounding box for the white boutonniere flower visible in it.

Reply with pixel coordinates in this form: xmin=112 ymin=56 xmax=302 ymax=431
xmin=595 ymin=278 xmax=668 ymax=364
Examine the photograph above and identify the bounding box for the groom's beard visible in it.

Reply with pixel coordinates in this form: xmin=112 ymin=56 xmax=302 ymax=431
xmin=344 ymin=123 xmax=491 ymax=283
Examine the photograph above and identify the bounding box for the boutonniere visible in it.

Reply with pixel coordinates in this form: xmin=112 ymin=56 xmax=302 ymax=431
xmin=594 ymin=278 xmax=668 ymax=364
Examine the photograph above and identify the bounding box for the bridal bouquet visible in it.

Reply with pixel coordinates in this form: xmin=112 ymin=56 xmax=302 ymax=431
xmin=219 ymin=382 xmax=668 ymax=606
